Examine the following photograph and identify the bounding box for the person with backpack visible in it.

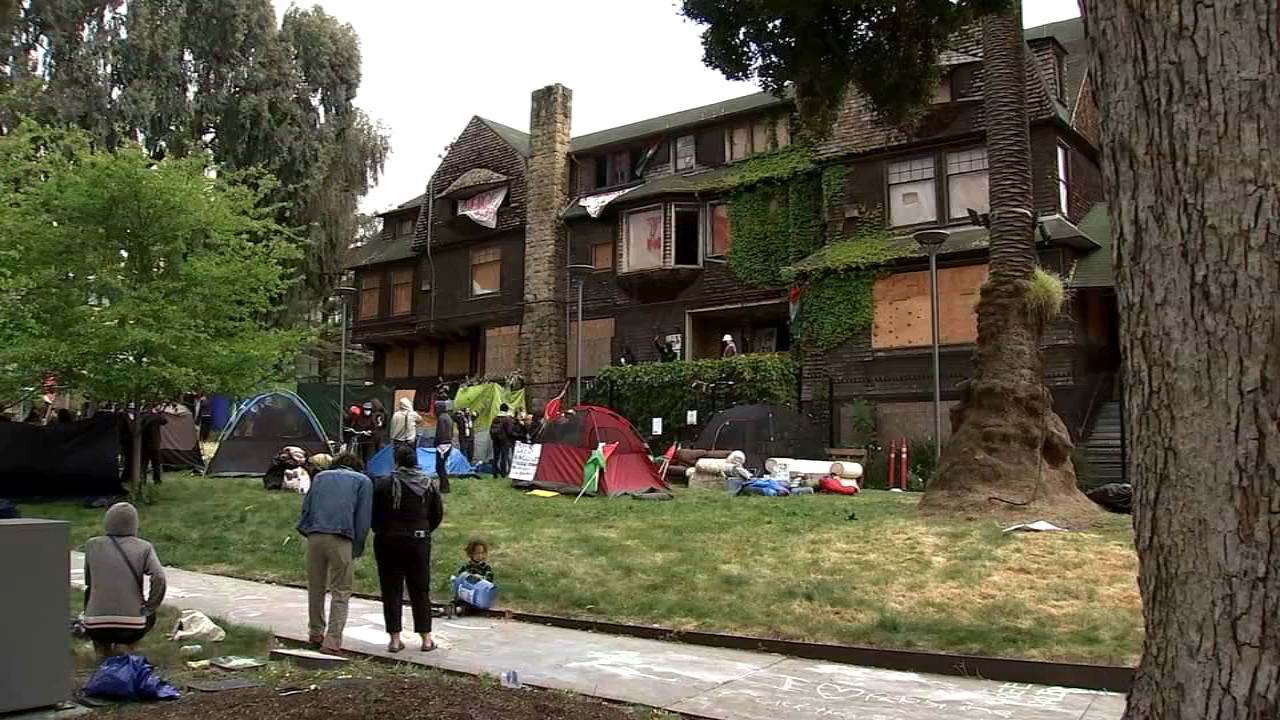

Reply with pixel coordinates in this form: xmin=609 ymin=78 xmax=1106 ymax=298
xmin=83 ymin=503 xmax=167 ymax=659
xmin=489 ymin=404 xmax=515 ymax=477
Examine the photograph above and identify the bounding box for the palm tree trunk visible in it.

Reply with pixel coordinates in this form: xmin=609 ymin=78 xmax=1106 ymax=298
xmin=918 ymin=6 xmax=1091 ymax=517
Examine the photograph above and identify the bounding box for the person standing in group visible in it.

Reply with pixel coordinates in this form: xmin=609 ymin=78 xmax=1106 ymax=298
xmin=82 ymin=502 xmax=167 ymax=660
xmin=489 ymin=404 xmax=515 ymax=477
xmin=433 ymin=402 xmax=454 ymax=494
xmin=296 ymin=453 xmax=372 ymax=656
xmin=389 ymin=398 xmax=420 ymax=452
xmin=372 ymin=445 xmax=444 ymax=654
xmin=457 ymin=408 xmax=475 ymax=462
xmin=352 ymin=403 xmax=379 ymax=466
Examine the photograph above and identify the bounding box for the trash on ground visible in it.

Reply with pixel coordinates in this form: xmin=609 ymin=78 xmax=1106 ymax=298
xmin=82 ymin=655 xmax=181 ymax=701
xmin=1003 ymin=520 xmax=1068 ymax=533
xmin=171 ymin=609 xmax=226 ymax=643
xmin=500 ymin=671 xmax=522 ymax=689
xmin=209 ymin=656 xmax=267 ymax=671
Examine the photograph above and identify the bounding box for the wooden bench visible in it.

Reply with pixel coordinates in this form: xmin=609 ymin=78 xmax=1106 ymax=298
xmin=826 ymin=447 xmax=868 ymax=464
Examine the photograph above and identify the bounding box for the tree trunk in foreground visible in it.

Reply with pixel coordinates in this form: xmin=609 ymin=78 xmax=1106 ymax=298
xmin=1081 ymin=2 xmax=1280 ymax=718
xmin=919 ymin=8 xmax=1091 ymax=518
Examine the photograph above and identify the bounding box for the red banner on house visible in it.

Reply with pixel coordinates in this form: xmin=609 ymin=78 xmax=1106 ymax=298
xmin=457 ymin=186 xmax=508 ymax=229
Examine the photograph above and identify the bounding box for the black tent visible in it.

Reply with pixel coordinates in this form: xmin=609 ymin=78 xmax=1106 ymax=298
xmin=157 ymin=403 xmax=204 ymax=472
xmin=0 ymin=413 xmax=125 ymax=498
xmin=695 ymin=403 xmax=826 ymax=471
xmin=206 ymin=392 xmax=329 ymax=477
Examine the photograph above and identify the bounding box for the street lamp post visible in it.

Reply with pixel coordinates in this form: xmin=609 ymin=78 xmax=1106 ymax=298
xmin=332 ymin=286 xmax=357 ymax=445
xmin=912 ymin=230 xmax=949 ymax=468
xmin=564 ymin=265 xmax=594 ymax=405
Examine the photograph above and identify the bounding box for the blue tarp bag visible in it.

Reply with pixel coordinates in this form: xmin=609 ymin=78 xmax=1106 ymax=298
xmin=83 ymin=655 xmax=180 ymax=701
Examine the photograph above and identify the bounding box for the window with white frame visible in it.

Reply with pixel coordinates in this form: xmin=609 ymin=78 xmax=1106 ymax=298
xmin=1057 ymin=144 xmax=1070 ymax=213
xmin=623 ymin=206 xmax=665 ymax=271
xmin=946 ymin=148 xmax=990 ymax=220
xmin=887 ymin=157 xmax=938 ymax=227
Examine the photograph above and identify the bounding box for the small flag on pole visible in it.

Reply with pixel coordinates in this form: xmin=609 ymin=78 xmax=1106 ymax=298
xmin=544 ymin=382 xmax=569 ymax=423
xmin=789 ymin=286 xmax=804 ymax=324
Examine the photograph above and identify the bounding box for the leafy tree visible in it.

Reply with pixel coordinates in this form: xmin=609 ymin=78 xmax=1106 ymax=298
xmin=1079 ymin=2 xmax=1279 ymax=718
xmin=0 ymin=122 xmax=301 ymax=495
xmin=1 ymin=0 xmax=389 ymax=322
xmin=681 ymin=0 xmax=1092 ymax=516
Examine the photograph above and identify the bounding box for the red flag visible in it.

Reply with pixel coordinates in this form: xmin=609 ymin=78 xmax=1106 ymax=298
xmin=789 ymin=286 xmax=804 ymax=324
xmin=602 ymin=442 xmax=619 ymax=461
xmin=544 ymin=383 xmax=568 ymax=422
xmin=663 ymin=444 xmax=678 ymax=462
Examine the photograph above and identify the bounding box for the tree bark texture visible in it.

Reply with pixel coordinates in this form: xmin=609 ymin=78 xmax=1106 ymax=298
xmin=920 ymin=8 xmax=1090 ymax=518
xmin=1082 ymin=2 xmax=1280 ymax=718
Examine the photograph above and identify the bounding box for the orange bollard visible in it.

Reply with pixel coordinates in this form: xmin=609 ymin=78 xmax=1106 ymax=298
xmin=888 ymin=439 xmax=897 ymax=490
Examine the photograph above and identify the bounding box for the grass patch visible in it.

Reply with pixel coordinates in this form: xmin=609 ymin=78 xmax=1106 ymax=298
xmin=39 ymin=474 xmax=1140 ymax=664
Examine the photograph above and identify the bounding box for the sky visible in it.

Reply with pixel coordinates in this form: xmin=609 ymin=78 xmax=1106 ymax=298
xmin=270 ymin=0 xmax=1084 ymax=215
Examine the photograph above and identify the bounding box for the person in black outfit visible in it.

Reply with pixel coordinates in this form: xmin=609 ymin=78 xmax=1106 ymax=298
xmin=120 ymin=409 xmax=167 ymax=485
xmin=372 ymin=445 xmax=444 ymax=654
xmin=433 ymin=402 xmax=454 ymax=494
xmin=489 ymin=404 xmax=515 ymax=477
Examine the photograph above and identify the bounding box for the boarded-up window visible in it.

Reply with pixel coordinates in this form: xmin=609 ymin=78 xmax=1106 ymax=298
xmin=385 ymin=347 xmax=410 ymax=378
xmin=471 ymin=247 xmax=501 ymax=296
xmin=359 ymin=273 xmax=381 ymax=320
xmin=391 ymin=268 xmax=413 ymax=315
xmin=707 ymin=202 xmax=730 ymax=256
xmin=946 ymin=148 xmax=989 ymax=219
xmin=413 ymin=342 xmax=439 ymax=377
xmin=697 ymin=128 xmax=725 ymax=166
xmin=728 ymin=125 xmax=750 ymax=161
xmin=675 ymin=135 xmax=696 ymax=171
xmin=624 ymin=206 xmax=664 ymax=271
xmin=592 ymin=241 xmax=614 ymax=270
xmin=484 ymin=325 xmax=519 ymax=376
xmin=872 ymin=265 xmax=989 ymax=349
xmin=568 ymin=318 xmax=615 ymax=378
xmin=932 ymin=74 xmax=953 ymax=104
xmin=608 ymin=151 xmax=630 ymax=185
xmin=887 ymin=156 xmax=937 ymax=227
xmin=398 ymin=218 xmax=415 ymax=237
xmin=775 ymin=116 xmax=791 ymax=149
xmin=752 ymin=120 xmax=770 ymax=154
xmin=443 ymin=341 xmax=471 ymax=375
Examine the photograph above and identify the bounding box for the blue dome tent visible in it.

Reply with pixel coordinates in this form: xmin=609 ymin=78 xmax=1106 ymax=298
xmin=365 ymin=444 xmax=477 ymax=479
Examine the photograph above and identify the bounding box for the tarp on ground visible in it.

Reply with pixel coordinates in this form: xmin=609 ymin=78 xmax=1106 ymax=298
xmin=0 ymin=413 xmax=124 ymax=498
xmin=453 ymin=383 xmax=525 ymax=463
xmin=365 ymin=444 xmax=477 ymax=479
xmin=297 ymin=383 xmax=395 ymax=442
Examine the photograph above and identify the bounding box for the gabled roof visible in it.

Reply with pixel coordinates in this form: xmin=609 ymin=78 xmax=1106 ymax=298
xmin=478 ymin=117 xmax=531 ymax=157
xmin=1024 ymin=17 xmax=1089 ymax=114
xmin=563 ymin=166 xmax=731 ymax=220
xmin=438 ymin=168 xmax=511 ymax=198
xmin=570 ymin=90 xmax=792 ymax=153
xmin=347 ymin=235 xmax=415 ymax=269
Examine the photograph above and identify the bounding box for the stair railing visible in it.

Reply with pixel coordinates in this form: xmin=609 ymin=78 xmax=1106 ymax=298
xmin=1077 ymin=371 xmax=1115 ymax=440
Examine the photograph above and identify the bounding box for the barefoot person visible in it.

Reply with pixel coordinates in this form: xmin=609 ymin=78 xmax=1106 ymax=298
xmin=83 ymin=502 xmax=166 ymax=659
xmin=297 ymin=452 xmax=372 ymax=656
xmin=372 ymin=445 xmax=444 ymax=653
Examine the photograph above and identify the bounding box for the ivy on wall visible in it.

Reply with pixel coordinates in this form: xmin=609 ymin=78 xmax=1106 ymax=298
xmin=783 ymin=213 xmax=912 ymax=351
xmin=586 ymin=354 xmax=798 ymax=450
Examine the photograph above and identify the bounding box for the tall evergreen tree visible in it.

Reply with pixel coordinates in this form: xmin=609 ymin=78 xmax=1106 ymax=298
xmin=1 ymin=0 xmax=389 ymax=320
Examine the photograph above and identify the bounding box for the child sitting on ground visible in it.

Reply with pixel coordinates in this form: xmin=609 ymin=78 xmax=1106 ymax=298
xmin=453 ymin=538 xmax=496 ymax=614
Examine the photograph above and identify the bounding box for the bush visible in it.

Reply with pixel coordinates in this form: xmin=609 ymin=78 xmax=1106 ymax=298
xmin=587 ymin=354 xmax=798 ymax=451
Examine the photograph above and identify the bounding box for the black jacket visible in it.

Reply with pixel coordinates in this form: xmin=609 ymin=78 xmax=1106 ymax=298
xmin=371 ymin=472 xmax=444 ymax=538
xmin=434 ymin=412 xmax=455 ymax=446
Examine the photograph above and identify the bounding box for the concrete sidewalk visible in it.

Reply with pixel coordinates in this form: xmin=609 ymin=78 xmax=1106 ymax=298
xmin=69 ymin=553 xmax=1123 ymax=720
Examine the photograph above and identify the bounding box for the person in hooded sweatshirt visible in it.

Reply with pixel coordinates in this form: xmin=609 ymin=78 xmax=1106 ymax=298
xmin=82 ymin=502 xmax=167 ymax=659
xmin=372 ymin=444 xmax=444 ymax=653
xmin=389 ymin=397 xmax=420 ymax=452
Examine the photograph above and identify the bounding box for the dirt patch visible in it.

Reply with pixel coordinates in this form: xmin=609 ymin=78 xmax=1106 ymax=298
xmin=112 ymin=677 xmax=673 ymax=720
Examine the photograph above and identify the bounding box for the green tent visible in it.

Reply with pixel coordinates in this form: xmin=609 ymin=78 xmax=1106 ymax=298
xmin=454 ymin=382 xmax=525 ymax=431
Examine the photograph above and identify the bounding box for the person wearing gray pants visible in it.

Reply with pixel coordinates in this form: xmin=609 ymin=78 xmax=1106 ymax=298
xmin=296 ymin=453 xmax=372 ymax=655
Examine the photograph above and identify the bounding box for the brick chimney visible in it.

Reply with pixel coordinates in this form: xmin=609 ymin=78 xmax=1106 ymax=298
xmin=519 ymin=84 xmax=572 ymax=405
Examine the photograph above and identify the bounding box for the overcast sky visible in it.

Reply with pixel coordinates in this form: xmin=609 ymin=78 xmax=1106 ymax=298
xmin=270 ymin=0 xmax=1084 ymax=214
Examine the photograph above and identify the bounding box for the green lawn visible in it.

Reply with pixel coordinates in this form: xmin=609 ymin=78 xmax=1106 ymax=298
xmin=38 ymin=474 xmax=1141 ymax=665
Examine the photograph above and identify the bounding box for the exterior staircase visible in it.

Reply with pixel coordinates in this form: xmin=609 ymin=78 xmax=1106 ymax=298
xmin=1083 ymin=401 xmax=1127 ymax=485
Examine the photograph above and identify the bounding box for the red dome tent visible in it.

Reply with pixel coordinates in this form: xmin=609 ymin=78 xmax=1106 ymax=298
xmin=519 ymin=406 xmax=672 ymax=499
